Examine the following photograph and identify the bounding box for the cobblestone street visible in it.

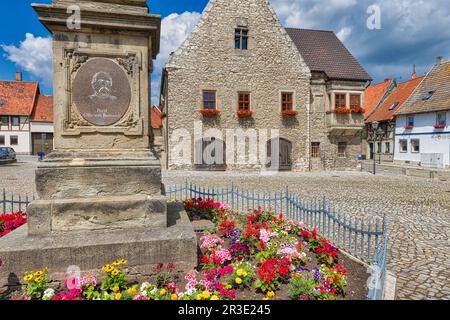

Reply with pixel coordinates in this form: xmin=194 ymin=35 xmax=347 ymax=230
xmin=1 ymin=158 xmax=449 ymax=300
xmin=163 ymin=170 xmax=450 ymax=300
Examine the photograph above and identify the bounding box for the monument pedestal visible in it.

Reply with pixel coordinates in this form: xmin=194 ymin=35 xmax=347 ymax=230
xmin=0 ymin=203 xmax=197 ymax=292
xmin=0 ymin=0 xmax=197 ymax=293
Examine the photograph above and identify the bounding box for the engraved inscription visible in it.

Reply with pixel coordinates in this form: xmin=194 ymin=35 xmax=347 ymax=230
xmin=72 ymin=58 xmax=131 ymax=126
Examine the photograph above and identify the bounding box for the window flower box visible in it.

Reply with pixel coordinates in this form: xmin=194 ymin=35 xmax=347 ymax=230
xmin=433 ymin=123 xmax=446 ymax=129
xmin=280 ymin=110 xmax=298 ymax=118
xmin=403 ymin=125 xmax=414 ymax=130
xmin=236 ymin=110 xmax=253 ymax=118
xmin=350 ymin=106 xmax=364 ymax=114
xmin=199 ymin=109 xmax=220 ymax=117
xmin=335 ymin=107 xmax=350 ymax=114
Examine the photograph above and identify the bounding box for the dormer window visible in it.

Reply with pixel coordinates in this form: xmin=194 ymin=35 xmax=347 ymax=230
xmin=388 ymin=102 xmax=399 ymax=111
xmin=422 ymin=91 xmax=435 ymax=101
xmin=235 ymin=28 xmax=248 ymax=50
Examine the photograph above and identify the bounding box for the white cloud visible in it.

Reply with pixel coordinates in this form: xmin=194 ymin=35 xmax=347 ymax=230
xmin=336 ymin=27 xmax=352 ymax=42
xmin=1 ymin=33 xmax=52 ymax=87
xmin=151 ymin=11 xmax=201 ymax=105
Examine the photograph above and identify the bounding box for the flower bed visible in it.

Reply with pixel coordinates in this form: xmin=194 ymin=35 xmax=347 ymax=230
xmin=0 ymin=212 xmax=27 ymax=237
xmin=280 ymin=110 xmax=298 ymax=118
xmin=350 ymin=106 xmax=365 ymax=114
xmin=237 ymin=110 xmax=253 ymax=118
xmin=3 ymin=199 xmax=368 ymax=300
xmin=198 ymin=109 xmax=220 ymax=117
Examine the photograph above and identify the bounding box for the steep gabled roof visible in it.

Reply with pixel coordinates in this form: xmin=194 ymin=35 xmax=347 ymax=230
xmin=285 ymin=28 xmax=372 ymax=82
xmin=395 ymin=61 xmax=450 ymax=115
xmin=31 ymin=95 xmax=53 ymax=122
xmin=364 ymin=79 xmax=394 ymax=119
xmin=0 ymin=81 xmax=39 ymax=116
xmin=366 ymin=76 xmax=424 ymax=122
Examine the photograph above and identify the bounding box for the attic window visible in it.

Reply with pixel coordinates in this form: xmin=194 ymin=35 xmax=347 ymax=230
xmin=422 ymin=91 xmax=435 ymax=101
xmin=235 ymin=28 xmax=248 ymax=50
xmin=388 ymin=102 xmax=399 ymax=110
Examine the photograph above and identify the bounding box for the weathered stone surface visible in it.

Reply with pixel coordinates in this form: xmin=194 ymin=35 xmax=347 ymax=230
xmin=162 ymin=0 xmax=311 ymax=172
xmin=0 ymin=203 xmax=197 ymax=293
xmin=162 ymin=0 xmax=366 ymax=172
xmin=27 ymin=194 xmax=168 ymax=235
xmin=35 ymin=159 xmax=163 ymax=199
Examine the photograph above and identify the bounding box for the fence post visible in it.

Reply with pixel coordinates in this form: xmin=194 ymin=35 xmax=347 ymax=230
xmin=2 ymin=189 xmax=5 ymax=214
xmin=285 ymin=186 xmax=289 ymax=218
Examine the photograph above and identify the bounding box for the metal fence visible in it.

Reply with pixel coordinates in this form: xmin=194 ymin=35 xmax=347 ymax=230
xmin=1 ymin=189 xmax=34 ymax=214
xmin=166 ymin=182 xmax=388 ymax=300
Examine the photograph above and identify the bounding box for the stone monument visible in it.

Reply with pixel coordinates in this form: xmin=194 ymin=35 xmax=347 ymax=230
xmin=0 ymin=0 xmax=197 ymax=291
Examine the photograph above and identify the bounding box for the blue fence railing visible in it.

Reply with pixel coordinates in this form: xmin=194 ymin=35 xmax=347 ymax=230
xmin=166 ymin=182 xmax=389 ymax=300
xmin=1 ymin=189 xmax=35 ymax=214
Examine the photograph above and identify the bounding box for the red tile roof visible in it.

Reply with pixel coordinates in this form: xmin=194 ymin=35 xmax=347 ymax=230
xmin=32 ymin=95 xmax=53 ymax=122
xmin=286 ymin=28 xmax=372 ymax=82
xmin=151 ymin=105 xmax=162 ymax=129
xmin=395 ymin=61 xmax=450 ymax=115
xmin=364 ymin=79 xmax=393 ymax=118
xmin=366 ymin=76 xmax=424 ymax=123
xmin=0 ymin=81 xmax=38 ymax=116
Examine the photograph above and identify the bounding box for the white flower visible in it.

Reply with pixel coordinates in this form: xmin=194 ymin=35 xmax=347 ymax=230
xmin=140 ymin=282 xmax=151 ymax=292
xmin=150 ymin=287 xmax=158 ymax=295
xmin=42 ymin=288 xmax=55 ymax=300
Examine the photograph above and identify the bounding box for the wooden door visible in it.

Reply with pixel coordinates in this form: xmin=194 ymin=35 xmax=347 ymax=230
xmin=32 ymin=133 xmax=53 ymax=156
xmin=195 ymin=137 xmax=226 ymax=171
xmin=266 ymin=138 xmax=292 ymax=171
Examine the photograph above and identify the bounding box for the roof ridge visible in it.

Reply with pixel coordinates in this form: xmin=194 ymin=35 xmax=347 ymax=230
xmin=284 ymin=27 xmax=334 ymax=33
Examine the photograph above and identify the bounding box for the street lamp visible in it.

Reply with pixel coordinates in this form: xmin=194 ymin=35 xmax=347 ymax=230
xmin=372 ymin=121 xmax=379 ymax=175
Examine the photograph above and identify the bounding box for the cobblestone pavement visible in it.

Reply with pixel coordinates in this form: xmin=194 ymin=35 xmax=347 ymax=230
xmin=1 ymin=158 xmax=449 ymax=300
xmin=163 ymin=170 xmax=450 ymax=300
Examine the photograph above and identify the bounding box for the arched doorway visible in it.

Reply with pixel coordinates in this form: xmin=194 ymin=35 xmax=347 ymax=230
xmin=266 ymin=138 xmax=292 ymax=171
xmin=195 ymin=137 xmax=226 ymax=171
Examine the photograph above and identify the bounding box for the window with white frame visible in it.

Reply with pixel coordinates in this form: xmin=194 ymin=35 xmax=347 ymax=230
xmin=436 ymin=112 xmax=447 ymax=126
xmin=411 ymin=140 xmax=420 ymax=153
xmin=400 ymin=140 xmax=408 ymax=153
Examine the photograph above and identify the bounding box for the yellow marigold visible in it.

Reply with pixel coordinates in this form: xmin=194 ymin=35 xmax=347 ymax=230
xmin=195 ymin=294 xmax=202 ymax=301
xmin=262 ymin=297 xmax=269 ymax=300
xmin=127 ymin=288 xmax=137 ymax=296
xmin=235 ymin=277 xmax=243 ymax=285
xmin=34 ymin=271 xmax=43 ymax=277
xmin=236 ymin=269 xmax=245 ymax=276
xmin=115 ymin=293 xmax=122 ymax=300
xmin=171 ymin=294 xmax=178 ymax=300
xmin=112 ymin=286 xmax=120 ymax=293
xmin=267 ymin=291 xmax=275 ymax=298
xmin=242 ymin=271 xmax=248 ymax=277
xmin=202 ymin=291 xmax=211 ymax=299
xmin=23 ymin=274 xmax=33 ymax=282
xmin=120 ymin=259 xmax=128 ymax=265
xmin=210 ymin=295 xmax=219 ymax=301
xmin=159 ymin=289 xmax=167 ymax=296
xmin=111 ymin=269 xmax=119 ymax=276
xmin=34 ymin=277 xmax=43 ymax=283
xmin=104 ymin=265 xmax=114 ymax=273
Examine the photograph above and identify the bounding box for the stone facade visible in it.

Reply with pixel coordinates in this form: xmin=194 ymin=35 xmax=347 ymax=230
xmin=161 ymin=0 xmax=367 ymax=172
xmin=162 ymin=0 xmax=311 ymax=172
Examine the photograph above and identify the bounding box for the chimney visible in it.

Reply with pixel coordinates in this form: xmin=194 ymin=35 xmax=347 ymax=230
xmin=15 ymin=72 xmax=22 ymax=81
xmin=411 ymin=64 xmax=417 ymax=79
xmin=436 ymin=56 xmax=444 ymax=66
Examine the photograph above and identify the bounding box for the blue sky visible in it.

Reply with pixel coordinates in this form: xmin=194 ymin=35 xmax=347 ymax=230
xmin=1 ymin=0 xmax=449 ymax=104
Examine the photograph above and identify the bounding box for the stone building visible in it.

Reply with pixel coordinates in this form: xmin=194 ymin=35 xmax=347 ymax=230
xmin=160 ymin=0 xmax=371 ymax=172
